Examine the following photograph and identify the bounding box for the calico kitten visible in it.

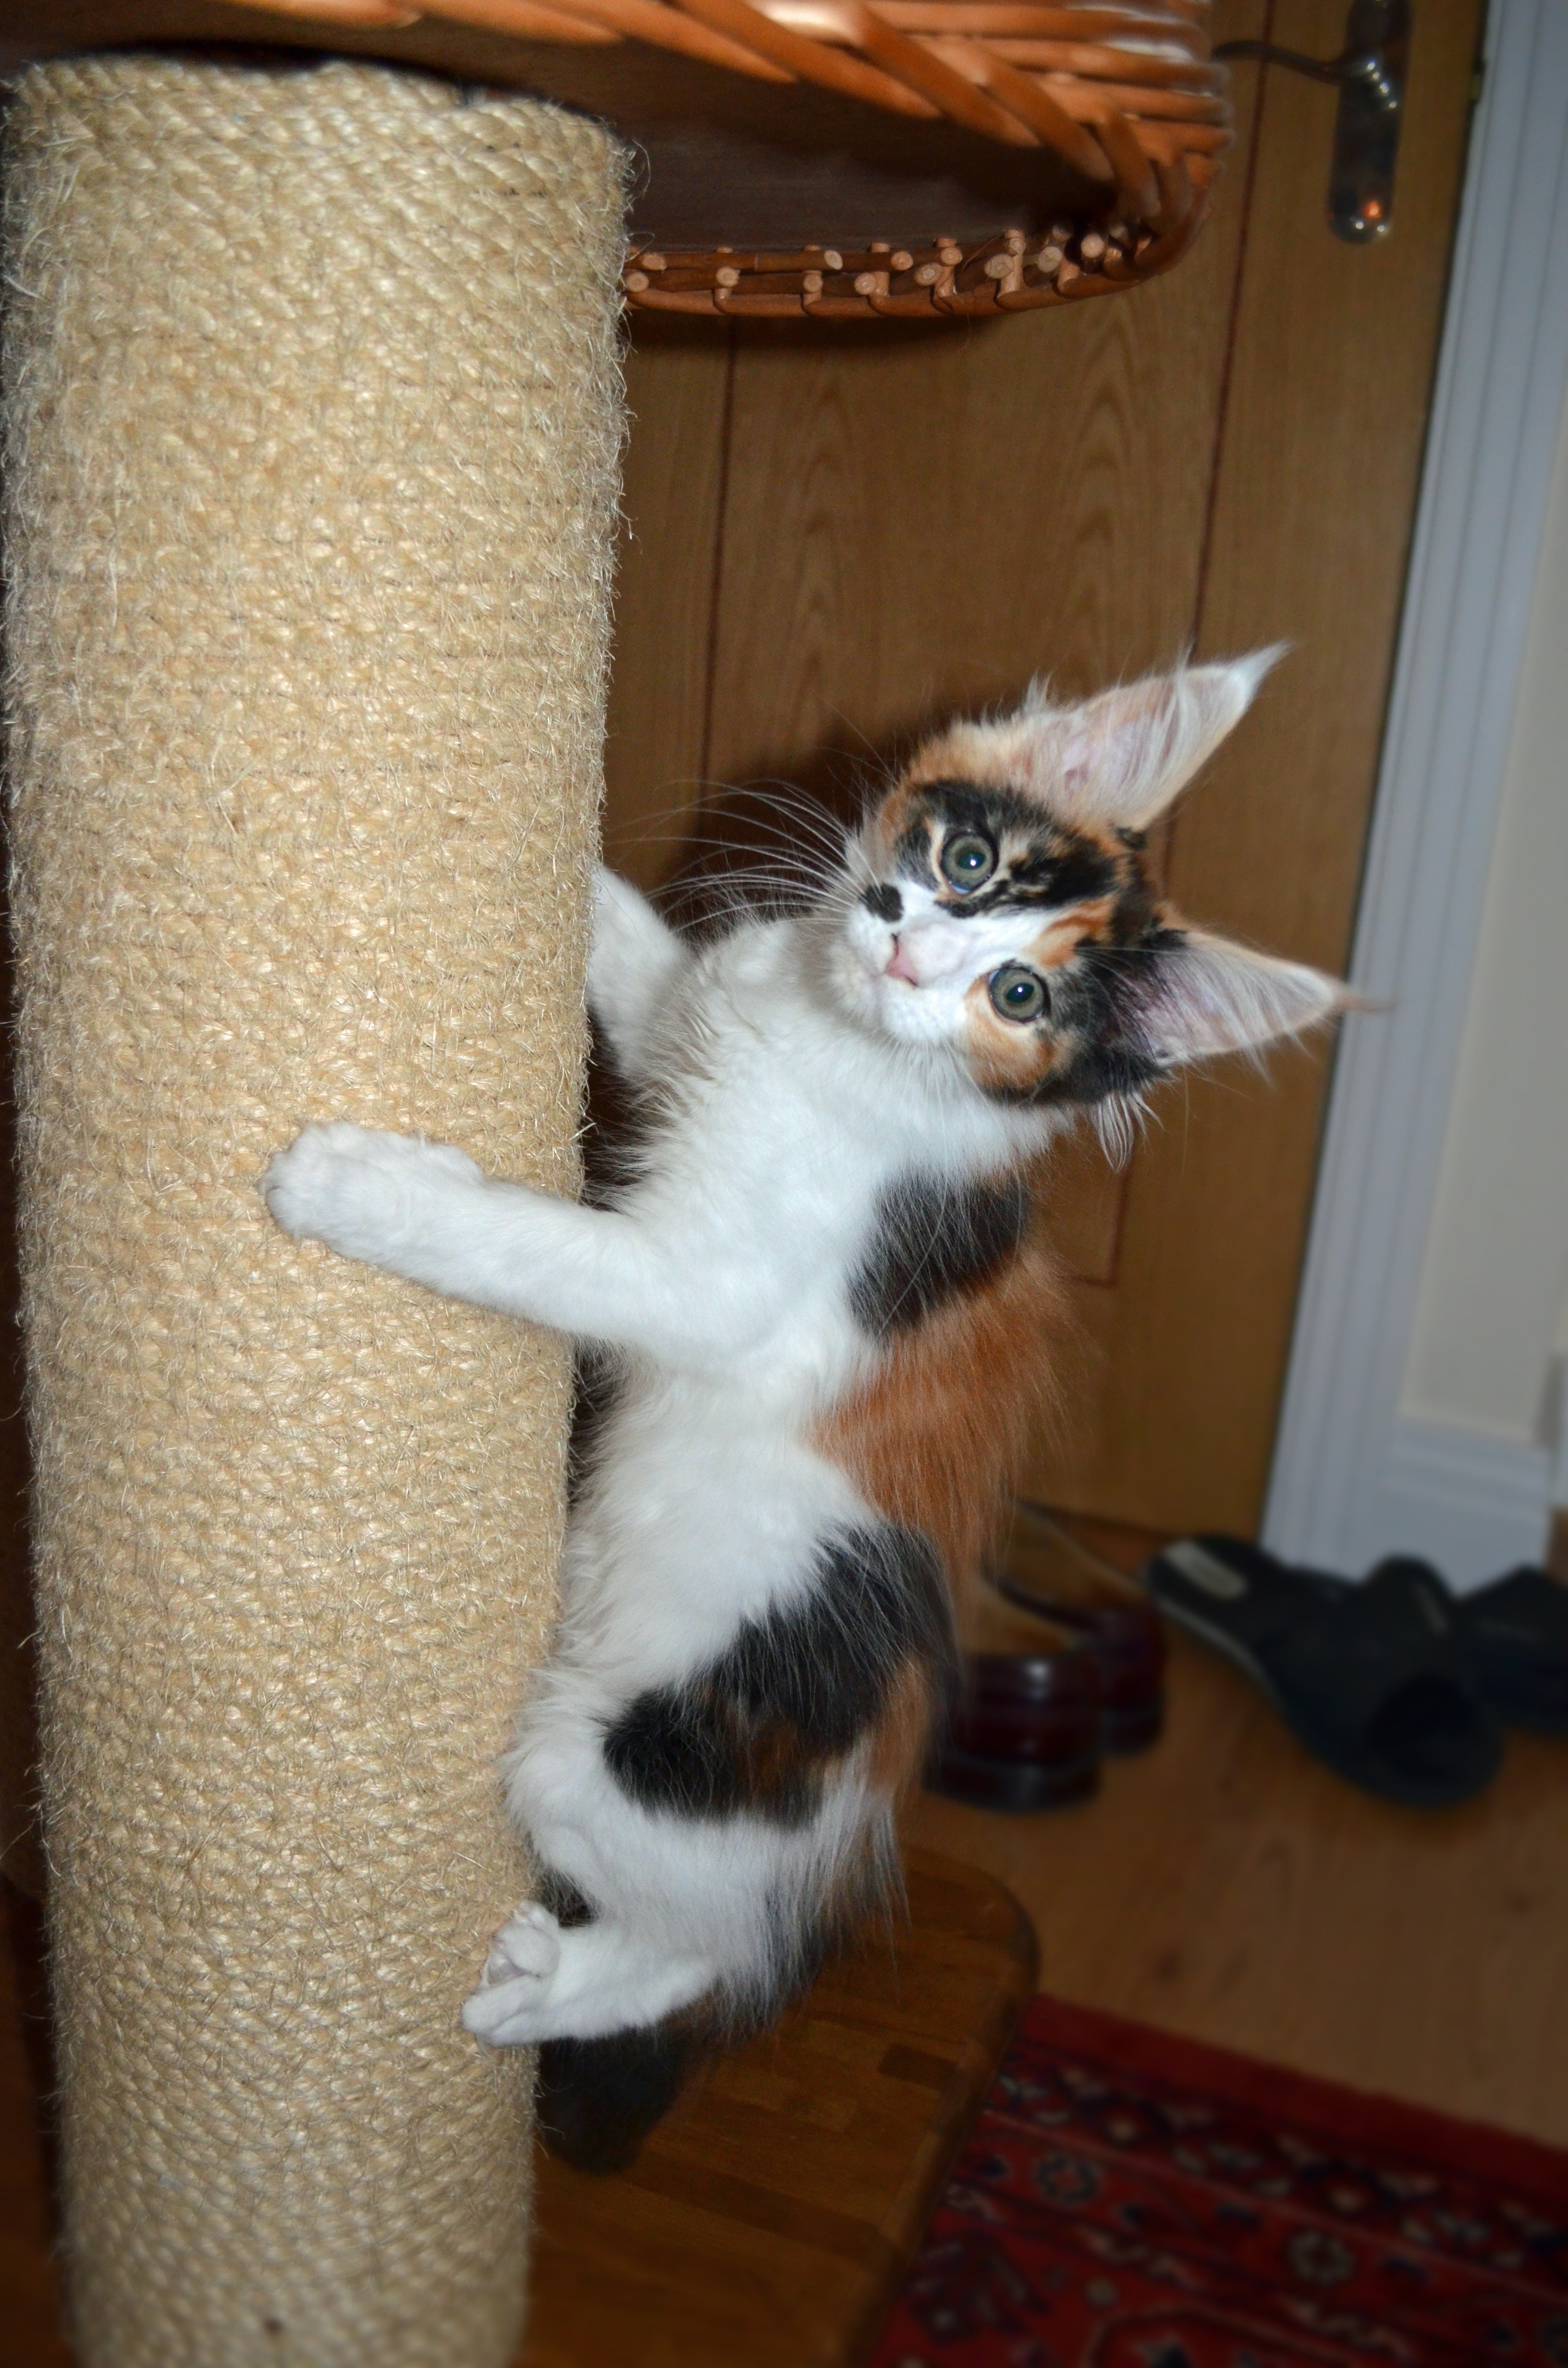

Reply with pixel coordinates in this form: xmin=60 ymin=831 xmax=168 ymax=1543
xmin=263 ymin=654 xmax=1344 ymax=2169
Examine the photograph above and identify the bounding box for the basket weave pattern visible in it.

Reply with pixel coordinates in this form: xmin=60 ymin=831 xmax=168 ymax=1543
xmin=232 ymin=0 xmax=1229 ymax=314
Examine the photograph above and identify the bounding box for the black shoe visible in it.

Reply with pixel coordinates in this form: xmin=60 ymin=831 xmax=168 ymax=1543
xmin=1452 ymin=1566 xmax=1568 ymax=1735
xmin=1142 ymin=1536 xmax=1504 ymax=1809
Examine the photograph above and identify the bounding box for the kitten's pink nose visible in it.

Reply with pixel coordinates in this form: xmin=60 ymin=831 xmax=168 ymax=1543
xmin=885 ymin=922 xmax=971 ymax=986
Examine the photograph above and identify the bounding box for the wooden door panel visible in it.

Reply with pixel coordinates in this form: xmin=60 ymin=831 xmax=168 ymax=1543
xmin=1029 ymin=0 xmax=1485 ymax=1530
xmin=1185 ymin=0 xmax=1486 ymax=976
xmin=703 ymin=3 xmax=1267 ymax=793
xmin=603 ymin=330 xmax=733 ymax=891
xmin=599 ymin=0 xmax=1482 ymax=1538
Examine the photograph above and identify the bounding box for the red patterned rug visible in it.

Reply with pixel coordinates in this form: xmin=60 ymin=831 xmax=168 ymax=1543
xmin=870 ymin=1995 xmax=1568 ymax=2368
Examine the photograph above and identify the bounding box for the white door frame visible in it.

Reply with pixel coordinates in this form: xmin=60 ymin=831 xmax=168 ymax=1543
xmin=1263 ymin=0 xmax=1568 ymax=1586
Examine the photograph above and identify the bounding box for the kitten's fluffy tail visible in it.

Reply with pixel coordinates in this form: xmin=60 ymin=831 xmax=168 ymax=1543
xmin=536 ymin=2021 xmax=710 ymax=2174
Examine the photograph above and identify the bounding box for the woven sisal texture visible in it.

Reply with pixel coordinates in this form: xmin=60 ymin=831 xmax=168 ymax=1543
xmin=3 ymin=56 xmax=625 ymax=2368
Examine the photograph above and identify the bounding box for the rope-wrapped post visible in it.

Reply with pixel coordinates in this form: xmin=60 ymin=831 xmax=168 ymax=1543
xmin=2 ymin=57 xmax=625 ymax=2366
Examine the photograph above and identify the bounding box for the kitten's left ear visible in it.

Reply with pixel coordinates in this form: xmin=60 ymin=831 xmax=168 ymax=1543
xmin=1025 ymin=648 xmax=1284 ymax=831
xmin=1136 ymin=927 xmax=1349 ymax=1064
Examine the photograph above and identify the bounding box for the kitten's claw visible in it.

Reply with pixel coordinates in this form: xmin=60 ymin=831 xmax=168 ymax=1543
xmin=461 ymin=1902 xmax=563 ymax=2048
xmin=262 ymin=1122 xmax=482 ymax=1265
xmin=481 ymin=1902 xmax=563 ymax=1985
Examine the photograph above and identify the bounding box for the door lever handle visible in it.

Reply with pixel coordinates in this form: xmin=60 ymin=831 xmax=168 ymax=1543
xmin=1216 ymin=0 xmax=1409 ymax=244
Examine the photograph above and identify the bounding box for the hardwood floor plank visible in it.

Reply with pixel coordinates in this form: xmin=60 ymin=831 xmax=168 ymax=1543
xmin=8 ymin=1652 xmax=1568 ymax=2366
xmin=907 ymin=1634 xmax=1568 ymax=2152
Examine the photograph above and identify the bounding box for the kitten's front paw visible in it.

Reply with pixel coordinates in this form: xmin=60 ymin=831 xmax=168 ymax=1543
xmin=461 ymin=1902 xmax=563 ymax=2049
xmin=262 ymin=1122 xmax=482 ymax=1267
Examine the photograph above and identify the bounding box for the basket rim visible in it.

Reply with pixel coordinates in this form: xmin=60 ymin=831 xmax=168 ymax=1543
xmin=199 ymin=0 xmax=1231 ymax=309
xmin=620 ymin=194 xmax=1208 ymax=319
xmin=215 ymin=0 xmax=1230 ymax=210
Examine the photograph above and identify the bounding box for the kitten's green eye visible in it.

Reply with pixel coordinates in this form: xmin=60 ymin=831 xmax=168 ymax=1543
xmin=940 ymin=831 xmax=996 ymax=891
xmin=989 ymin=964 xmax=1049 ymax=1024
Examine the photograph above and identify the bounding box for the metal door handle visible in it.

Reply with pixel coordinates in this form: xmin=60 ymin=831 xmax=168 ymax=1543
xmin=1217 ymin=0 xmax=1409 ymax=243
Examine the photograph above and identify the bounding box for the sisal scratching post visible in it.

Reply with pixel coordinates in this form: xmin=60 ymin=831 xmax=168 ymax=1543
xmin=3 ymin=57 xmax=625 ymax=2367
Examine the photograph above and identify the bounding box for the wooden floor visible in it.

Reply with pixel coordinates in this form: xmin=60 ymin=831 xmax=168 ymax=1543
xmin=910 ymin=1623 xmax=1568 ymax=2153
xmin=6 ymin=1560 xmax=1568 ymax=2365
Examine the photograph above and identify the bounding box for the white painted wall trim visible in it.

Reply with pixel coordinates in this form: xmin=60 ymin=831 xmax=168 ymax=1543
xmin=1262 ymin=0 xmax=1568 ymax=1590
xmin=1371 ymin=1418 xmax=1552 ymax=1590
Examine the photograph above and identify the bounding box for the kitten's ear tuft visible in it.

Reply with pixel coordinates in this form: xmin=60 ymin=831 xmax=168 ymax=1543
xmin=1137 ymin=927 xmax=1347 ymax=1064
xmin=1014 ymin=649 xmax=1284 ymax=829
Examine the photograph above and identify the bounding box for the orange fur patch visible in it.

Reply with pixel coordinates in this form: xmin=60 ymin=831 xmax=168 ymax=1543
xmin=900 ymin=729 xmax=1027 ymax=800
xmin=868 ymin=784 xmax=920 ymax=862
xmin=962 ymin=993 xmax=1054 ymax=1098
xmin=1025 ymin=899 xmax=1116 ymax=963
xmin=813 ymin=1227 xmax=1062 ymax=1609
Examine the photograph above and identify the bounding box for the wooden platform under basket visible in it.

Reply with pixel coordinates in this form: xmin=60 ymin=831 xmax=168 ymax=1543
xmin=519 ymin=1849 xmax=1037 ymax=2368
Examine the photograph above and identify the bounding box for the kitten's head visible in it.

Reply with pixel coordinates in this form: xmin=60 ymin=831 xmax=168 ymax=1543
xmin=828 ymin=653 xmax=1346 ymax=1122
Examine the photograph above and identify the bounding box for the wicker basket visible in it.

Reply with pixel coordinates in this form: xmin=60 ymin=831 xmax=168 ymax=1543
xmin=219 ymin=0 xmax=1231 ymax=313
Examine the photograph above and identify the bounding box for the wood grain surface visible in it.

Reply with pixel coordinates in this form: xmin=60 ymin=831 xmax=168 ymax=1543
xmin=1043 ymin=0 xmax=1488 ymax=1530
xmin=700 ymin=16 xmax=1260 ymax=790
xmin=911 ymin=1640 xmax=1568 ymax=2154
xmin=600 ymin=0 xmax=1486 ymax=1539
xmin=9 ymin=1628 xmax=1568 ymax=2364
xmin=603 ymin=326 xmax=735 ymax=889
xmin=0 ymin=1850 xmax=1036 ymax=2367
xmin=518 ymin=1850 xmax=1037 ymax=2368
xmin=907 ymin=1519 xmax=1568 ymax=2157
xmin=0 ymin=1885 xmax=69 ymax=2368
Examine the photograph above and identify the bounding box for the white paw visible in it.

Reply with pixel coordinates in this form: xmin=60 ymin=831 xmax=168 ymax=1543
xmin=480 ymin=1901 xmax=564 ymax=1986
xmin=261 ymin=1123 xmax=481 ymax=1265
xmin=460 ymin=1903 xmax=563 ymax=2049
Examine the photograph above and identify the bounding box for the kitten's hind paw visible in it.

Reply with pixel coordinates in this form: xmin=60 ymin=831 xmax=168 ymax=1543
xmin=481 ymin=1901 xmax=564 ymax=1987
xmin=461 ymin=1902 xmax=563 ymax=2049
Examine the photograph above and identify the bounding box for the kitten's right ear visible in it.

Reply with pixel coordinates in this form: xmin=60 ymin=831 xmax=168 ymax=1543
xmin=1134 ymin=926 xmax=1348 ymax=1065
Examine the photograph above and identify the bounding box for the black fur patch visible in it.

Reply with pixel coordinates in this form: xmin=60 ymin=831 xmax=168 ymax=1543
xmin=533 ymin=1865 xmax=595 ymax=1929
xmin=1026 ymin=928 xmax=1183 ymax=1108
xmin=602 ymin=1525 xmax=951 ymax=1827
xmin=896 ymin=780 xmax=1118 ymax=913
xmin=993 ymin=836 xmax=1116 ymax=911
xmin=537 ymin=2022 xmax=709 ymax=2173
xmin=861 ymin=881 xmax=903 ymax=922
xmin=850 ymin=1170 xmax=1030 ymax=1336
